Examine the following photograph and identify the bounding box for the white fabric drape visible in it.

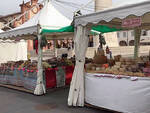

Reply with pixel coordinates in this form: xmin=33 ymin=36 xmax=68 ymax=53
xmin=0 ymin=40 xmax=27 ymax=63
xmin=68 ymin=25 xmax=89 ymax=106
xmin=34 ymin=26 xmax=46 ymax=95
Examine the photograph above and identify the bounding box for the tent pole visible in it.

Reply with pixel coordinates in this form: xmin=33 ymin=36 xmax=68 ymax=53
xmin=134 ymin=28 xmax=141 ymax=59
xmin=54 ymin=39 xmax=57 ymax=57
xmin=34 ymin=24 xmax=46 ymax=95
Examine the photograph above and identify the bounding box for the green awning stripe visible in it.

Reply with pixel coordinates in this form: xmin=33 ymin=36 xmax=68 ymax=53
xmin=92 ymin=25 xmax=121 ymax=33
xmin=41 ymin=25 xmax=74 ymax=34
xmin=41 ymin=25 xmax=121 ymax=35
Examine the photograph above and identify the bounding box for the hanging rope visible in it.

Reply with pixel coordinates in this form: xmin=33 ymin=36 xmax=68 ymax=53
xmin=73 ymin=0 xmax=94 ymax=15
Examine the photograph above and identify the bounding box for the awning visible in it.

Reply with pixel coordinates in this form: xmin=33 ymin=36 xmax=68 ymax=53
xmin=74 ymin=0 xmax=150 ymax=30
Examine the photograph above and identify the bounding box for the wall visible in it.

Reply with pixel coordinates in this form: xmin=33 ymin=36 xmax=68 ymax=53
xmin=85 ymin=46 xmax=150 ymax=58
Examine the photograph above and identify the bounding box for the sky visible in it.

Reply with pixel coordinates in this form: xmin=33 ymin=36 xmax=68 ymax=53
xmin=0 ymin=0 xmax=148 ymax=16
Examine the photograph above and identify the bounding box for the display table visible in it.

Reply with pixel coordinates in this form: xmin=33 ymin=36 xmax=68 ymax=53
xmin=0 ymin=66 xmax=74 ymax=93
xmin=85 ymin=73 xmax=150 ymax=113
xmin=45 ymin=66 xmax=74 ymax=89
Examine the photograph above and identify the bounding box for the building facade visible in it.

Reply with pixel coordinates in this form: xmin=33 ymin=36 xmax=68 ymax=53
xmin=117 ymin=30 xmax=150 ymax=46
xmin=0 ymin=0 xmax=43 ymax=51
xmin=0 ymin=0 xmax=42 ymax=30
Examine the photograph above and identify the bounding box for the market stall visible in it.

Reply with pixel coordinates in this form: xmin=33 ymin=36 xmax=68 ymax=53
xmin=0 ymin=0 xmax=74 ymax=95
xmin=0 ymin=0 xmax=117 ymax=95
xmin=68 ymin=0 xmax=150 ymax=113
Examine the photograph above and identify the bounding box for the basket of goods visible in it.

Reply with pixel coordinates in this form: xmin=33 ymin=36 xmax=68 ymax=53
xmin=42 ymin=62 xmax=51 ymax=69
xmin=119 ymin=68 xmax=125 ymax=72
xmin=85 ymin=63 xmax=95 ymax=71
xmin=114 ymin=55 xmax=121 ymax=62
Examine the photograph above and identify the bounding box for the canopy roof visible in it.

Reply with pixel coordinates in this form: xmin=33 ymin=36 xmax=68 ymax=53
xmin=74 ymin=0 xmax=150 ymax=30
xmin=0 ymin=0 xmax=71 ymax=40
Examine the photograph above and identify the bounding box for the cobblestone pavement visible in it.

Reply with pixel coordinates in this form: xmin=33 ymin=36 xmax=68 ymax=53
xmin=0 ymin=87 xmax=113 ymax=113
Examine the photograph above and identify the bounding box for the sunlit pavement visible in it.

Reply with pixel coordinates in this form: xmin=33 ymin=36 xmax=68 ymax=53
xmin=0 ymin=87 xmax=113 ymax=113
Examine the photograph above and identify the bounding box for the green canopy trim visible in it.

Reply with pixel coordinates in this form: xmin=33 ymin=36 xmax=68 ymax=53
xmin=41 ymin=25 xmax=74 ymax=34
xmin=92 ymin=25 xmax=121 ymax=34
xmin=41 ymin=25 xmax=121 ymax=35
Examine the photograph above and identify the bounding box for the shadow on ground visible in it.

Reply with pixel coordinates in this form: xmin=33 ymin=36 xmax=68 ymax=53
xmin=0 ymin=87 xmax=113 ymax=113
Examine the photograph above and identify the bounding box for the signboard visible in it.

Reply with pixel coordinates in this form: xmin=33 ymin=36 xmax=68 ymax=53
xmin=122 ymin=17 xmax=141 ymax=28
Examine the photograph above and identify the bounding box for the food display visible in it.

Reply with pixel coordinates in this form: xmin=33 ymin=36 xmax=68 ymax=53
xmin=0 ymin=57 xmax=75 ymax=91
xmin=85 ymin=50 xmax=150 ymax=77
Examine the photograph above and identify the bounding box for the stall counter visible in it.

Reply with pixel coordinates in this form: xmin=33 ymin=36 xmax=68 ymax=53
xmin=85 ymin=73 xmax=150 ymax=113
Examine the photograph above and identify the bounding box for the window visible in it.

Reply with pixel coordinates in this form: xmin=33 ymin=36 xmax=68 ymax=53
xmin=142 ymin=30 xmax=147 ymax=36
xmin=119 ymin=41 xmax=127 ymax=46
xmin=25 ymin=13 xmax=28 ymax=21
xmin=123 ymin=32 xmax=127 ymax=38
xmin=117 ymin=32 xmax=120 ymax=38
xmin=88 ymin=35 xmax=94 ymax=47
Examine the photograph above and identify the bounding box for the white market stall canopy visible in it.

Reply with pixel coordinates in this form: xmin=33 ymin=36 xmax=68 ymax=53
xmin=68 ymin=0 xmax=150 ymax=107
xmin=74 ymin=0 xmax=150 ymax=29
xmin=0 ymin=0 xmax=72 ymax=40
xmin=0 ymin=29 xmax=27 ymax=63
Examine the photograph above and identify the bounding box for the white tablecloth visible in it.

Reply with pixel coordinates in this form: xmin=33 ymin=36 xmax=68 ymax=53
xmin=85 ymin=73 xmax=150 ymax=113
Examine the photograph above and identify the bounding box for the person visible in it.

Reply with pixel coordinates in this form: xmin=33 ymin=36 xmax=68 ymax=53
xmin=67 ymin=42 xmax=72 ymax=51
xmin=106 ymin=46 xmax=112 ymax=59
xmin=98 ymin=45 xmax=103 ymax=52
